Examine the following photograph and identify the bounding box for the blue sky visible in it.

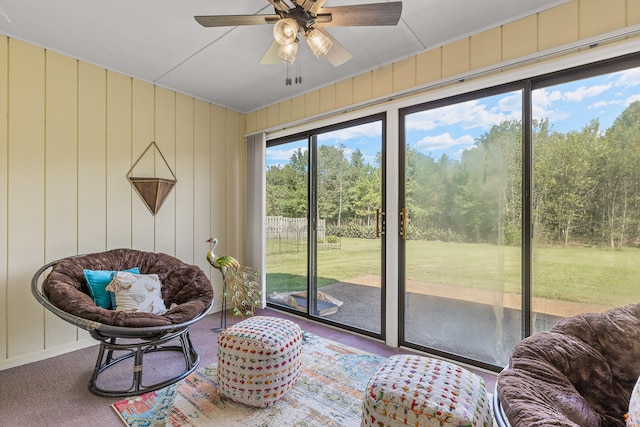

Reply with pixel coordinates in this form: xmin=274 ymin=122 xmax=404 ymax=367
xmin=406 ymin=66 xmax=640 ymax=161
xmin=266 ymin=121 xmax=382 ymax=167
xmin=267 ymin=66 xmax=640 ymax=166
xmin=266 ymin=139 xmax=308 ymax=168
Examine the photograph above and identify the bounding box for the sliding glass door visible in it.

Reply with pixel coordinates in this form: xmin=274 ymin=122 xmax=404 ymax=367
xmin=530 ymin=62 xmax=640 ymax=334
xmin=266 ymin=115 xmax=385 ymax=337
xmin=313 ymin=121 xmax=384 ymax=334
xmin=263 ymin=53 xmax=640 ymax=371
xmin=400 ymin=88 xmax=523 ymax=368
xmin=265 ymin=137 xmax=309 ymax=314
xmin=398 ymin=55 xmax=640 ymax=370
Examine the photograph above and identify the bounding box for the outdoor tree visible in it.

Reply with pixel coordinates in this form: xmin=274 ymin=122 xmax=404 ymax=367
xmin=317 ymin=144 xmax=350 ymax=226
xmin=598 ymin=100 xmax=640 ymax=247
xmin=266 ymin=102 xmax=640 ymax=249
xmin=266 ymin=147 xmax=308 ymax=217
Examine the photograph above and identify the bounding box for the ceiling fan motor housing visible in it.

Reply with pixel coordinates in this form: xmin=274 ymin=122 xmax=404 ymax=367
xmin=280 ymin=7 xmax=318 ymax=33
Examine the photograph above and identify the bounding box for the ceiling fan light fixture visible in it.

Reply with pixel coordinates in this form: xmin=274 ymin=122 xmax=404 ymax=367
xmin=273 ymin=18 xmax=299 ymax=46
xmin=305 ymin=28 xmax=332 ymax=58
xmin=277 ymin=40 xmax=298 ymax=64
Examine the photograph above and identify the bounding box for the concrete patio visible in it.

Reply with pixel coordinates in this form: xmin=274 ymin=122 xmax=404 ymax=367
xmin=269 ymin=277 xmax=613 ymax=367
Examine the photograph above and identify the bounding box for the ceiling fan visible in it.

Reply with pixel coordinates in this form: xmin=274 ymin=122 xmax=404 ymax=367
xmin=195 ymin=0 xmax=402 ymax=68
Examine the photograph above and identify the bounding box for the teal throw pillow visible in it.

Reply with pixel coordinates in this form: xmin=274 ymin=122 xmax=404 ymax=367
xmin=83 ymin=267 xmax=140 ymax=309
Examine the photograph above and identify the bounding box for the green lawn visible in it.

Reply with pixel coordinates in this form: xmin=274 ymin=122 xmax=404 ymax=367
xmin=265 ymin=238 xmax=381 ymax=293
xmin=266 ymin=238 xmax=640 ymax=307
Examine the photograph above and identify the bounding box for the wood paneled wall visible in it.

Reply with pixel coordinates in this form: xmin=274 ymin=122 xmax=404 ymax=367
xmin=0 ymin=37 xmax=245 ymax=369
xmin=1 ymin=0 xmax=638 ymax=371
xmin=246 ymin=0 xmax=640 ymax=133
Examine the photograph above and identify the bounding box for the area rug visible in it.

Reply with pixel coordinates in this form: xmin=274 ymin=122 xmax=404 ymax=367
xmin=112 ymin=332 xmax=386 ymax=427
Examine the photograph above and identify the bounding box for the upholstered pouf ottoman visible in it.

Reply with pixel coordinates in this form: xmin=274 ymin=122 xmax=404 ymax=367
xmin=217 ymin=316 xmax=303 ymax=407
xmin=362 ymin=354 xmax=492 ymax=427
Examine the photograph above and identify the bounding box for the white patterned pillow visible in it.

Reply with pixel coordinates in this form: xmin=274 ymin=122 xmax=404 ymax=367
xmin=628 ymin=376 xmax=640 ymax=426
xmin=106 ymin=272 xmax=167 ymax=315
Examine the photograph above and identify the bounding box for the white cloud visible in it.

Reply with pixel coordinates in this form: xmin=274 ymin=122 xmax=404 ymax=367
xmin=266 ymin=146 xmax=308 ymax=165
xmin=532 ymin=88 xmax=563 ymax=109
xmin=580 ymin=69 xmax=640 ymax=111
xmin=415 ymin=132 xmax=475 ymax=152
xmin=563 ymin=84 xmax=612 ymax=102
xmin=614 ymin=68 xmax=640 ymax=88
xmin=533 ymin=69 xmax=639 ymax=128
xmin=498 ymin=93 xmax=522 ymax=114
xmin=532 ymin=89 xmax=571 ymax=123
xmin=587 ymin=91 xmax=640 ymax=110
xmin=405 ymin=96 xmax=519 ymax=132
xmin=533 ymin=87 xmax=591 ymax=124
xmin=405 ymin=110 xmax=438 ymax=131
xmin=535 ymin=83 xmax=612 ymax=112
xmin=589 ymin=99 xmax=626 ymax=109
xmin=318 ymin=121 xmax=382 ymax=142
xmin=627 ymin=93 xmax=640 ymax=104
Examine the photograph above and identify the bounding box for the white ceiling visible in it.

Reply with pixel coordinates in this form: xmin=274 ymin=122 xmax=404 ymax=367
xmin=0 ymin=0 xmax=568 ymax=113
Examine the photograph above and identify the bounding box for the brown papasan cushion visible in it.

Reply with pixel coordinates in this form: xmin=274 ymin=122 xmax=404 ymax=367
xmin=43 ymin=248 xmax=214 ymax=328
xmin=497 ymin=303 xmax=640 ymax=427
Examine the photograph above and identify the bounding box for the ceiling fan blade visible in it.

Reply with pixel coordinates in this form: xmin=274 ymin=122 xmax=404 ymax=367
xmin=309 ymin=0 xmax=327 ymax=15
xmin=195 ymin=14 xmax=279 ymax=27
xmin=259 ymin=40 xmax=281 ymax=65
xmin=291 ymin=0 xmax=327 ymax=14
xmin=315 ymin=28 xmax=352 ymax=67
xmin=267 ymin=0 xmax=290 ymax=12
xmin=315 ymin=1 xmax=402 ymax=27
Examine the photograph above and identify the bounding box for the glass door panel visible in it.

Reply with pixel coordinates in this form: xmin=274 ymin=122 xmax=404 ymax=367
xmin=401 ymin=90 xmax=523 ymax=367
xmin=313 ymin=121 xmax=384 ymax=334
xmin=531 ymin=66 xmax=640 ymax=333
xmin=265 ymin=116 xmax=385 ymax=337
xmin=265 ymin=139 xmax=309 ymax=314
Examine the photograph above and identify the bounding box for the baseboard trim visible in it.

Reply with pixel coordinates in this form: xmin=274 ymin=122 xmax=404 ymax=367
xmin=1 ymin=311 xmax=222 ymax=372
xmin=0 ymin=338 xmax=96 ymax=371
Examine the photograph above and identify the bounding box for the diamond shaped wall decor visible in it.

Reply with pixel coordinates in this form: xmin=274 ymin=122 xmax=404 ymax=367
xmin=127 ymin=142 xmax=177 ymax=215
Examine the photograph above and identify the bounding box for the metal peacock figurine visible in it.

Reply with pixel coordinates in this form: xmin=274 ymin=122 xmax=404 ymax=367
xmin=206 ymin=237 xmax=261 ymax=330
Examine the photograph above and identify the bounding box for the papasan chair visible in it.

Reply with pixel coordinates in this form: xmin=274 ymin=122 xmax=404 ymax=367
xmin=32 ymin=248 xmax=214 ymax=397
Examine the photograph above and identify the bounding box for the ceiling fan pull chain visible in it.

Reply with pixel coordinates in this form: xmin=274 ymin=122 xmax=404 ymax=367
xmin=285 ymin=63 xmax=292 ymax=86
xmin=295 ymin=55 xmax=302 ymax=84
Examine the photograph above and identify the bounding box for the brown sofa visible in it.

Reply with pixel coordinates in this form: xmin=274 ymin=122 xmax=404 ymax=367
xmin=495 ymin=303 xmax=640 ymax=426
xmin=33 ymin=248 xmax=214 ymax=396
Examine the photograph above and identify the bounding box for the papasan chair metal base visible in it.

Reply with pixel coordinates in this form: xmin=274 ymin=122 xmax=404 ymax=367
xmin=87 ymin=325 xmax=199 ymax=397
xmin=493 ymin=374 xmax=512 ymax=427
xmin=32 ymin=249 xmax=214 ymax=398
